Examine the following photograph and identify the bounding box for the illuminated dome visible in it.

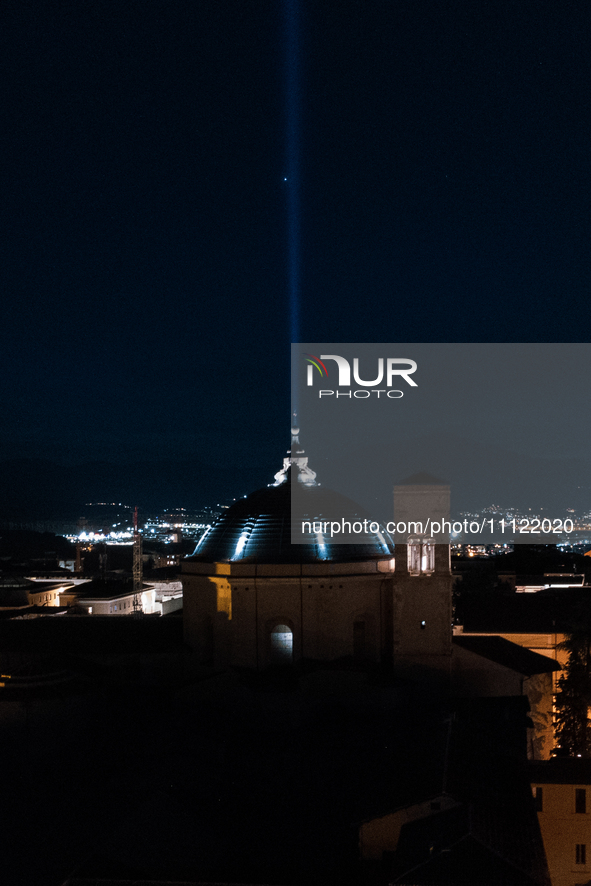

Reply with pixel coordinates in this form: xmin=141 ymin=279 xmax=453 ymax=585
xmin=189 ymin=428 xmax=394 ymax=565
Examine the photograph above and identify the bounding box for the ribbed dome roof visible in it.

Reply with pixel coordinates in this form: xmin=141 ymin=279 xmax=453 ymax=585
xmin=189 ymin=425 xmax=394 ymax=564
xmin=189 ymin=478 xmax=393 ymax=564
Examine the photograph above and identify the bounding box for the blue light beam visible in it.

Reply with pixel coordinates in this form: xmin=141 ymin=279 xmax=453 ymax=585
xmin=284 ymin=0 xmax=301 ymax=348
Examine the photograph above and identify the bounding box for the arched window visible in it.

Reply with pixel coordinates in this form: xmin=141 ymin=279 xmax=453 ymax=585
xmin=407 ymin=536 xmax=435 ymax=575
xmin=421 ymin=538 xmax=435 ymax=574
xmin=408 ymin=537 xmax=422 ymax=575
xmin=270 ymin=624 xmax=293 ymax=663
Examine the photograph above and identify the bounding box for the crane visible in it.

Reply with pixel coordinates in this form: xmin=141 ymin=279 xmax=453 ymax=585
xmin=132 ymin=506 xmax=143 ymax=616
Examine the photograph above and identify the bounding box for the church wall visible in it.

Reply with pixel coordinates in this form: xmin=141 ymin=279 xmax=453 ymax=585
xmin=182 ymin=572 xmax=218 ymax=662
xmin=229 ymin=584 xmax=258 ymax=668
xmin=184 ymin=548 xmax=457 ymax=672
xmin=246 ymin=574 xmax=388 ymax=667
xmin=184 ymin=538 xmax=460 ymax=675
xmin=298 ymin=577 xmax=385 ymax=663
xmin=182 ymin=562 xmax=392 ymax=668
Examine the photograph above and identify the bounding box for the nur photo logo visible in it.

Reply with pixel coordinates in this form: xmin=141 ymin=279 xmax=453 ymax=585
xmin=304 ymin=353 xmax=418 ymax=398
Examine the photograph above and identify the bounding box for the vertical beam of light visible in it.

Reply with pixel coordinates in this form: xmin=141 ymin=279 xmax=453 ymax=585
xmin=284 ymin=0 xmax=301 ymax=418
xmin=285 ymin=0 xmax=300 ymax=343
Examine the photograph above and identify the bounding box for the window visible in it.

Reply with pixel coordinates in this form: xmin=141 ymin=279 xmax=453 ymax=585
xmin=408 ymin=537 xmax=435 ymax=575
xmin=270 ymin=625 xmax=293 ymax=663
xmin=576 ymin=844 xmax=586 ymax=865
xmin=408 ymin=538 xmax=421 ymax=575
xmin=576 ymin=788 xmax=587 ymax=813
xmin=533 ymin=786 xmax=543 ymax=812
xmin=421 ymin=539 xmax=435 ymax=574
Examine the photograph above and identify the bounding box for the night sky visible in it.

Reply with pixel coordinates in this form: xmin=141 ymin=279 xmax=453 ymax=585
xmin=1 ymin=0 xmax=590 ymax=511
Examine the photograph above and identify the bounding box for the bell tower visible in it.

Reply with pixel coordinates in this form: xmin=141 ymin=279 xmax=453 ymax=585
xmin=392 ymin=473 xmax=452 ymax=683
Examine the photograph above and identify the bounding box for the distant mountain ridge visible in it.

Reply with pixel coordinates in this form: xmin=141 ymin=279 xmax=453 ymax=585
xmin=0 ymin=456 xmax=263 ymax=521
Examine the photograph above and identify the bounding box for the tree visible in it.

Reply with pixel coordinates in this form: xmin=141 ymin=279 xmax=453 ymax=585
xmin=554 ymin=603 xmax=591 ymax=757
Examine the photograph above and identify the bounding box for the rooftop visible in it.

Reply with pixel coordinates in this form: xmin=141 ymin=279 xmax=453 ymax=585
xmin=453 ymin=635 xmax=562 ymax=676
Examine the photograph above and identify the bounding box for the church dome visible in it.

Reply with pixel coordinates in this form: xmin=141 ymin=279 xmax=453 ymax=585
xmin=189 ymin=426 xmax=394 ymax=565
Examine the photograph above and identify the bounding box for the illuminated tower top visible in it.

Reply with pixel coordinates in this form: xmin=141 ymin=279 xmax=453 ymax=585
xmin=273 ymin=421 xmax=317 ymax=486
